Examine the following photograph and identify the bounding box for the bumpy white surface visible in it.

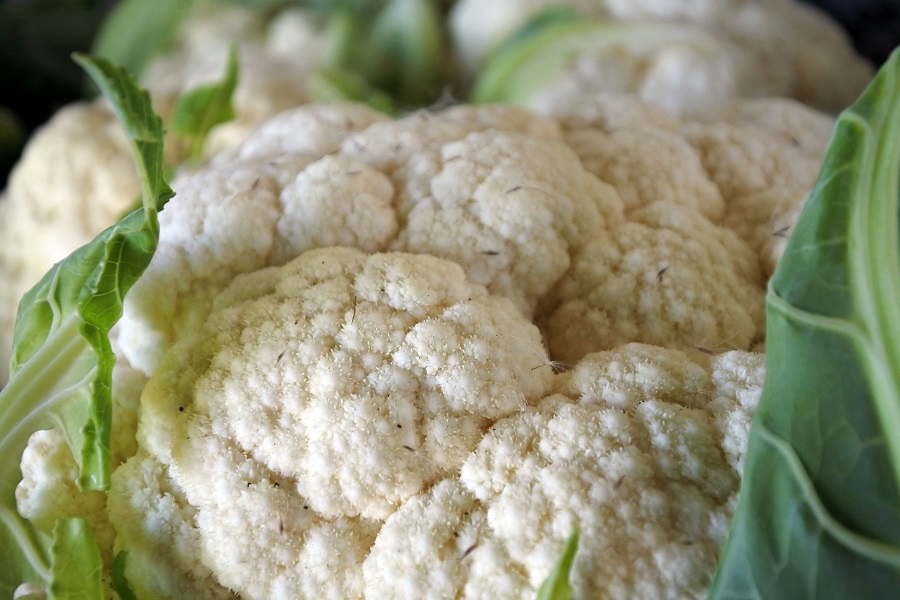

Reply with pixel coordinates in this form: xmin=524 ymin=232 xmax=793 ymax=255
xmin=13 ymin=97 xmax=821 ymax=598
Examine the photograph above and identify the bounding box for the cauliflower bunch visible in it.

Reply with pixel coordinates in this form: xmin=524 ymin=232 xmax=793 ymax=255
xmin=0 ymin=0 xmax=862 ymax=389
xmin=12 ymin=95 xmax=830 ymax=598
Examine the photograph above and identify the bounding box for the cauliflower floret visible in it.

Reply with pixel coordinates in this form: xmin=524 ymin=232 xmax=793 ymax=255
xmin=390 ymin=129 xmax=622 ymax=313
xmin=364 ymin=343 xmax=765 ymax=599
xmin=681 ymin=113 xmax=827 ymax=275
xmin=554 ymin=93 xmax=834 ymax=278
xmin=540 ymin=202 xmax=765 ymax=364
xmin=15 ymin=429 xmax=115 ymax=561
xmin=118 ymin=104 xmax=623 ymax=375
xmin=110 ymin=247 xmax=553 ymax=597
xmin=692 ymin=96 xmax=836 ymax=155
xmin=563 ymin=125 xmax=725 ymax=221
xmin=551 ymin=92 xmax=682 ymax=133
xmin=108 ymin=452 xmax=235 ymax=599
xmin=236 ymin=102 xmax=390 ymax=161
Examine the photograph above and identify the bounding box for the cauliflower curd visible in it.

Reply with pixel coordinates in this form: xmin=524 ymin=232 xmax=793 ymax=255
xmin=13 ymin=97 xmax=829 ymax=598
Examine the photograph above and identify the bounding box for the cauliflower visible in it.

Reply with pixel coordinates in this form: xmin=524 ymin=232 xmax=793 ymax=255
xmin=458 ymin=0 xmax=873 ymax=114
xmin=1 ymin=3 xmax=895 ymax=595
xmin=4 ymin=96 xmax=811 ymax=598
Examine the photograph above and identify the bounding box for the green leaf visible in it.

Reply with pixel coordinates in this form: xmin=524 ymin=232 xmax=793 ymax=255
xmin=0 ymin=54 xmax=172 ymax=596
xmin=170 ymin=45 xmax=240 ymax=160
xmin=708 ymin=48 xmax=900 ymax=599
xmin=91 ymin=0 xmax=196 ymax=79
xmin=536 ymin=531 xmax=579 ymax=600
xmin=364 ymin=0 xmax=446 ymax=107
xmin=111 ymin=551 xmax=137 ymax=600
xmin=326 ymin=5 xmax=373 ymax=73
xmin=470 ymin=13 xmax=592 ymax=105
xmin=48 ymin=519 xmax=103 ymax=600
xmin=309 ymin=68 xmax=397 ymax=115
xmin=494 ymin=6 xmax=583 ymax=53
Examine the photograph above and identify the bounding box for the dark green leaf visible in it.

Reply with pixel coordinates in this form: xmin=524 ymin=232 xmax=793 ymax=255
xmin=364 ymin=0 xmax=446 ymax=107
xmin=111 ymin=551 xmax=137 ymax=600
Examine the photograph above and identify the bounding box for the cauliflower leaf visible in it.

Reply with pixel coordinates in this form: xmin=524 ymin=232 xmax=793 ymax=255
xmin=710 ymin=48 xmax=900 ymax=598
xmin=169 ymin=45 xmax=240 ymax=160
xmin=0 ymin=55 xmax=172 ymax=598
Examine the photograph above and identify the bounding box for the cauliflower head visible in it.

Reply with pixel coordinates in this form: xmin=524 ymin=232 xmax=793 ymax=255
xmin=13 ymin=97 xmax=818 ymax=598
xmin=456 ymin=0 xmax=872 ymax=114
xmin=363 ymin=344 xmax=764 ymax=599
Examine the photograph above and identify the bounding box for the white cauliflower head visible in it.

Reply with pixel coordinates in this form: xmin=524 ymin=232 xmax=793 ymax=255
xmin=109 ymin=247 xmax=553 ymax=597
xmin=11 ymin=94 xmax=822 ymax=598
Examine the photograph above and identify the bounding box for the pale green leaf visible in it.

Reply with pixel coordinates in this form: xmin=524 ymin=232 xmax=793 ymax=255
xmin=709 ymin=48 xmax=900 ymax=600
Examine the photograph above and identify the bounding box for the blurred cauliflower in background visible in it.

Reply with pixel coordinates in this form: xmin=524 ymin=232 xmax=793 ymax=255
xmin=459 ymin=0 xmax=874 ymax=114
